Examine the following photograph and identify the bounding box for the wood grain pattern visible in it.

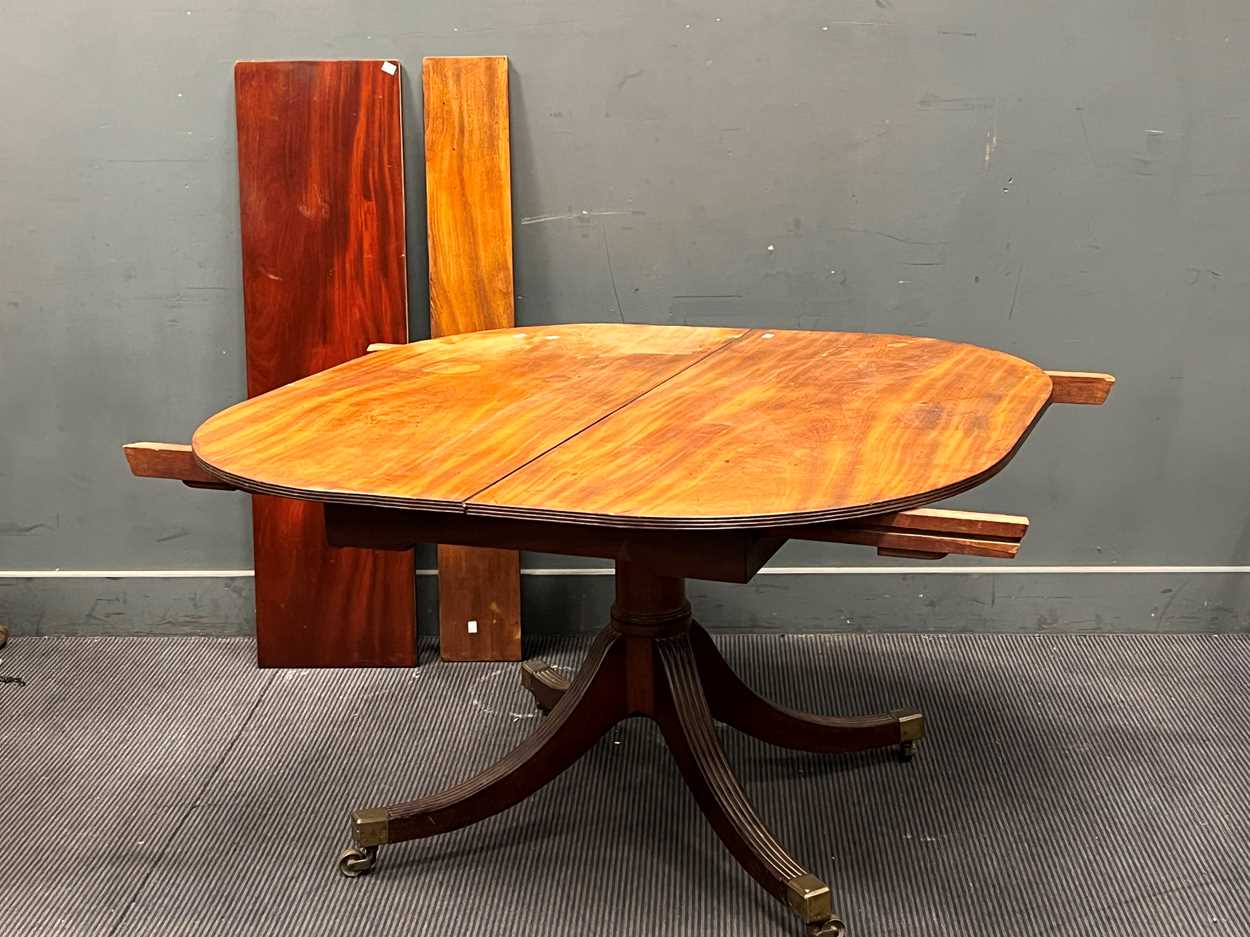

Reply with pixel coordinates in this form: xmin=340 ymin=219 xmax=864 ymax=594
xmin=470 ymin=328 xmax=1054 ymax=528
xmin=234 ymin=60 xmax=414 ymax=668
xmin=435 ymin=545 xmax=520 ymax=661
xmin=858 ymin=507 xmax=1028 ymax=539
xmin=123 ymin=442 xmax=235 ymax=489
xmin=193 ymin=324 xmax=745 ymax=508
xmin=789 ymin=506 xmax=1028 ymax=558
xmin=194 ymin=325 xmax=1058 ymax=532
xmin=423 ymin=56 xmax=513 ymax=337
xmin=1046 ymin=370 xmax=1116 ymax=405
xmin=424 ymin=55 xmax=519 ymax=662
xmin=795 ymin=525 xmax=1020 ymax=559
xmin=235 ymin=61 xmax=410 ymax=393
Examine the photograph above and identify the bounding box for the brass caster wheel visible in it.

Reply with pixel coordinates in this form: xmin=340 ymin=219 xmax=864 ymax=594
xmin=337 ymin=844 xmax=378 ymax=878
xmin=807 ymin=915 xmax=847 ymax=937
xmin=899 ymin=739 xmax=918 ymax=763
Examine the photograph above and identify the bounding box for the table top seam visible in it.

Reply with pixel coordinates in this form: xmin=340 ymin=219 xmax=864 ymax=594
xmin=459 ymin=327 xmax=756 ymax=509
xmin=462 ymin=332 xmax=1054 ymax=528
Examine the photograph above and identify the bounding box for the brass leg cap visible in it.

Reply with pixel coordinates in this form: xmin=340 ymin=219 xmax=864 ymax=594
xmin=898 ymin=712 xmax=924 ymax=762
xmin=898 ymin=711 xmax=925 ymax=742
xmin=786 ymin=873 xmax=833 ymax=924
xmin=351 ymin=807 xmax=389 ymax=847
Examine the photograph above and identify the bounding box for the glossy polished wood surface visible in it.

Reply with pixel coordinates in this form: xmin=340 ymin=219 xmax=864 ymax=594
xmin=424 ymin=56 xmax=514 ymax=338
xmin=234 ymin=60 xmax=409 ymax=393
xmin=194 ymin=324 xmax=1053 ymax=530
xmin=472 ymin=328 xmax=1052 ymax=527
xmin=194 ymin=324 xmax=744 ymax=508
xmin=234 ymin=59 xmax=414 ymax=667
xmin=424 ymin=55 xmax=521 ymax=662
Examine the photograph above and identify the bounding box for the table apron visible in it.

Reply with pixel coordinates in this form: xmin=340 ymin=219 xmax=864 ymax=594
xmin=322 ymin=504 xmax=784 ymax=584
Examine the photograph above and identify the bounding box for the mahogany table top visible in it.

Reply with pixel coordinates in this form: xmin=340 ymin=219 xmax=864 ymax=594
xmin=191 ymin=323 xmax=1054 ymax=530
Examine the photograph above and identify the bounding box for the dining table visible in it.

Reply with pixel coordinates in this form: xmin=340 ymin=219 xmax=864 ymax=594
xmin=124 ymin=322 xmax=1113 ymax=936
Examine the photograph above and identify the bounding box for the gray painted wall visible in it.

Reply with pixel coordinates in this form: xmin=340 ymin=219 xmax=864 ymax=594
xmin=3 ymin=0 xmax=1249 ymax=635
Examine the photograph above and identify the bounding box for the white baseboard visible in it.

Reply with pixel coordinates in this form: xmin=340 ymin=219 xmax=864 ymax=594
xmin=1 ymin=565 xmax=1248 ymax=578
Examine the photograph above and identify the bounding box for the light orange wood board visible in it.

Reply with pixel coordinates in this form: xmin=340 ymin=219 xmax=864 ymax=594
xmin=424 ymin=56 xmax=515 ymax=337
xmin=423 ymin=55 xmax=520 ymax=661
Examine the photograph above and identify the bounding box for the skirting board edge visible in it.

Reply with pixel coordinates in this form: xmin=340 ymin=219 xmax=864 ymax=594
xmin=1 ymin=569 xmax=1247 ymax=636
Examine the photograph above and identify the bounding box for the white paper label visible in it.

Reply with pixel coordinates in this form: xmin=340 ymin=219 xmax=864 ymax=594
xmin=380 ymin=61 xmax=397 ymax=75
xmin=467 ymin=619 xmax=479 ymax=634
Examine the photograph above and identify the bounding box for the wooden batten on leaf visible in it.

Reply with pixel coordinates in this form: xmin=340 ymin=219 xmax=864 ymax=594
xmin=1046 ymin=370 xmax=1115 ymax=405
xmin=790 ymin=507 xmax=1030 ymax=560
xmin=122 ymin=443 xmax=235 ymax=490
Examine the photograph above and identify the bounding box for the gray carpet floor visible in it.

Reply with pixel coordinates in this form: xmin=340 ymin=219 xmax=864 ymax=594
xmin=1 ymin=633 xmax=1248 ymax=937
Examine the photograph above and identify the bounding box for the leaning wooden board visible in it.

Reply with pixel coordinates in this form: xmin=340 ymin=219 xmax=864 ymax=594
xmin=423 ymin=56 xmax=522 ymax=662
xmin=234 ymin=60 xmax=415 ymax=667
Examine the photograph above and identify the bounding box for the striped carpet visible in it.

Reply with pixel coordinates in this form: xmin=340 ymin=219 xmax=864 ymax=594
xmin=1 ymin=633 xmax=1247 ymax=937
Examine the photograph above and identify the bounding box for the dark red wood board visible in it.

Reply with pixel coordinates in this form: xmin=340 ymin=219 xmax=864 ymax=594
xmin=234 ymin=60 xmax=415 ymax=667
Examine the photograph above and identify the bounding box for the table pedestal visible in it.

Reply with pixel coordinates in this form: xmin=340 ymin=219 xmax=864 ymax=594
xmin=337 ymin=560 xmax=924 ymax=936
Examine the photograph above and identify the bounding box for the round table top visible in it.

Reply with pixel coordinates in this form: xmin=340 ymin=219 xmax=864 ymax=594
xmin=192 ymin=323 xmax=1053 ymax=530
